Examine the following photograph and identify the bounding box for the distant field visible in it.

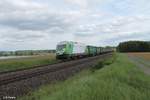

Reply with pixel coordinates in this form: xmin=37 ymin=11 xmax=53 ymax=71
xmin=0 ymin=53 xmax=56 ymax=72
xmin=20 ymin=53 xmax=150 ymax=100
xmin=0 ymin=56 xmax=32 ymax=60
xmin=128 ymin=52 xmax=150 ymax=61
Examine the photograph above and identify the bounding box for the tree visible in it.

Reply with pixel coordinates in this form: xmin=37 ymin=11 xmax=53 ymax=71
xmin=117 ymin=41 xmax=150 ymax=52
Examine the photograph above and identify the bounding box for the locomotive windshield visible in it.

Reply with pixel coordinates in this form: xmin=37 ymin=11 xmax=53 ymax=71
xmin=57 ymin=44 xmax=66 ymax=50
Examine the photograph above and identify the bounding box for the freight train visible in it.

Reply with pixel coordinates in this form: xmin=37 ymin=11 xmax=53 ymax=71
xmin=56 ymin=41 xmax=113 ymax=59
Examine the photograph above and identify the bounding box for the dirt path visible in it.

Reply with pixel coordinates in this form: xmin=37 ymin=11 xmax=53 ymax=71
xmin=128 ymin=54 xmax=150 ymax=75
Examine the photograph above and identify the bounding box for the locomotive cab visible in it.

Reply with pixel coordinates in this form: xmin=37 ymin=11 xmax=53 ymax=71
xmin=56 ymin=41 xmax=71 ymax=59
xmin=56 ymin=44 xmax=67 ymax=59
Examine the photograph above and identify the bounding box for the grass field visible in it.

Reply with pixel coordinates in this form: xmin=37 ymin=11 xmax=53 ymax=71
xmin=20 ymin=53 xmax=150 ymax=100
xmin=128 ymin=52 xmax=150 ymax=61
xmin=0 ymin=53 xmax=56 ymax=72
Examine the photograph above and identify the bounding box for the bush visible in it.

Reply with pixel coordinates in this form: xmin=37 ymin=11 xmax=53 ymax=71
xmin=92 ymin=53 xmax=116 ymax=72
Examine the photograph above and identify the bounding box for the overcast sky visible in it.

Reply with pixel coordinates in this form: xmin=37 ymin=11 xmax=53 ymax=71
xmin=0 ymin=0 xmax=150 ymax=51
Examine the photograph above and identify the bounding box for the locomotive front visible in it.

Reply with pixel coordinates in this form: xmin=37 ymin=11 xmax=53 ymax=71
xmin=56 ymin=41 xmax=68 ymax=59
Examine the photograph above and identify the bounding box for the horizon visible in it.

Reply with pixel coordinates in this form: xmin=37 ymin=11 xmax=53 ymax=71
xmin=0 ymin=0 xmax=150 ymax=51
xmin=1 ymin=40 xmax=149 ymax=51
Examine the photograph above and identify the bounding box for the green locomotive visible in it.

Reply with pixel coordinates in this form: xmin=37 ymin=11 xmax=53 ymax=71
xmin=56 ymin=41 xmax=112 ymax=59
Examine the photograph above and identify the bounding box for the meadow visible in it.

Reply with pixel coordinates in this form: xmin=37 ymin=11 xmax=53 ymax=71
xmin=20 ymin=53 xmax=150 ymax=100
xmin=0 ymin=53 xmax=56 ymax=72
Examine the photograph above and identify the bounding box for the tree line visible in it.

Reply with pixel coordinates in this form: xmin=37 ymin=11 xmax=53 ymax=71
xmin=0 ymin=50 xmax=56 ymax=56
xmin=117 ymin=41 xmax=150 ymax=52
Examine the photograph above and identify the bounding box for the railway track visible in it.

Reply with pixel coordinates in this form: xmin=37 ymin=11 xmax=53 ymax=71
xmin=0 ymin=53 xmax=112 ymax=97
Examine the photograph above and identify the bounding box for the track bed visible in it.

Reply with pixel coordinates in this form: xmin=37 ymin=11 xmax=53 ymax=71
xmin=0 ymin=53 xmax=112 ymax=98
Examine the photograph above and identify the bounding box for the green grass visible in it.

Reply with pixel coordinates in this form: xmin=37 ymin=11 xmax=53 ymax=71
xmin=0 ymin=54 xmax=56 ymax=72
xmin=20 ymin=53 xmax=150 ymax=100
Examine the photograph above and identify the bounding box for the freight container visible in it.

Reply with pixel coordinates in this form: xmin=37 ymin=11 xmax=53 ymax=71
xmin=87 ymin=46 xmax=97 ymax=56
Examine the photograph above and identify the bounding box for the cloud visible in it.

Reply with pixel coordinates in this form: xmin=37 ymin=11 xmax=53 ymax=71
xmin=0 ymin=26 xmax=74 ymax=50
xmin=73 ymin=15 xmax=150 ymax=46
xmin=0 ymin=0 xmax=73 ymax=31
xmin=0 ymin=0 xmax=150 ymax=50
xmin=65 ymin=0 xmax=88 ymax=8
xmin=0 ymin=0 xmax=80 ymax=50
